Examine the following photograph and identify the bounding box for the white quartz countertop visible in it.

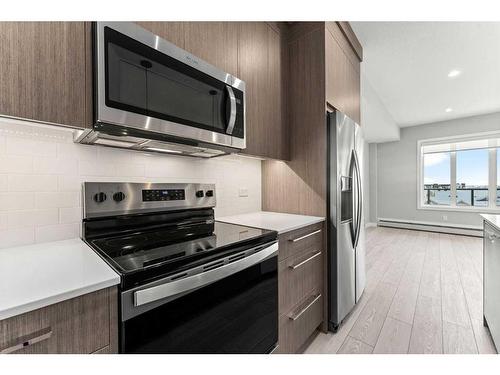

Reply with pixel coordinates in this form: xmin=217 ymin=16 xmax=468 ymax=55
xmin=217 ymin=211 xmax=325 ymax=234
xmin=0 ymin=239 xmax=120 ymax=321
xmin=481 ymin=214 xmax=500 ymax=231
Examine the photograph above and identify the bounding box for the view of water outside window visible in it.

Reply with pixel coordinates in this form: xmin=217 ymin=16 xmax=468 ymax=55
xmin=423 ymin=152 xmax=451 ymax=205
xmin=456 ymin=149 xmax=489 ymax=206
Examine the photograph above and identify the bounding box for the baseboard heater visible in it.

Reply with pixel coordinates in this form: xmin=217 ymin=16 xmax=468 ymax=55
xmin=377 ymin=218 xmax=483 ymax=237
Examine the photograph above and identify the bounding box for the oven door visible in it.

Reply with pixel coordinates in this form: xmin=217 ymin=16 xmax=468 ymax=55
xmin=120 ymin=242 xmax=278 ymax=354
xmin=95 ymin=22 xmax=245 ymax=150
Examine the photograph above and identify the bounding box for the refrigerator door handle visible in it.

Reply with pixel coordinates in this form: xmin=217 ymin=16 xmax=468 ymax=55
xmin=349 ymin=151 xmax=357 ymax=247
xmin=353 ymin=150 xmax=362 ymax=249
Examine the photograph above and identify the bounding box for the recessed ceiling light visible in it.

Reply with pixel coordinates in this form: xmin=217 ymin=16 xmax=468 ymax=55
xmin=447 ymin=69 xmax=461 ymax=78
xmin=445 ymin=108 xmax=453 ymax=113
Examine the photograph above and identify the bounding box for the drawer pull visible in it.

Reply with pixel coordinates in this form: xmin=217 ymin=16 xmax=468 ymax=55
xmin=289 ymin=251 xmax=322 ymax=270
xmin=288 ymin=294 xmax=322 ymax=321
xmin=0 ymin=327 xmax=52 ymax=354
xmin=289 ymin=229 xmax=322 ymax=243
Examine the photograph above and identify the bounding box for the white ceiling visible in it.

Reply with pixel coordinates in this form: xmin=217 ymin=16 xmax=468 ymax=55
xmin=351 ymin=22 xmax=500 ymax=127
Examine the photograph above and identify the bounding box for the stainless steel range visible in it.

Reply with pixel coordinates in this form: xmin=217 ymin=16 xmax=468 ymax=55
xmin=82 ymin=182 xmax=278 ymax=353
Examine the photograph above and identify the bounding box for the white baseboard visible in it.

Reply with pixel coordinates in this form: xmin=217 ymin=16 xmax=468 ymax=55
xmin=377 ymin=217 xmax=483 ymax=237
xmin=365 ymin=222 xmax=377 ymax=228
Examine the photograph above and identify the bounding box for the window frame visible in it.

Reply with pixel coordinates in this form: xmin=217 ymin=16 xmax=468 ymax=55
xmin=417 ymin=131 xmax=500 ymax=213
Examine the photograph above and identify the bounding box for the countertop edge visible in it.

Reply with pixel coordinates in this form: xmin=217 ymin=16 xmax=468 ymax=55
xmin=481 ymin=214 xmax=500 ymax=232
xmin=273 ymin=217 xmax=325 ymax=234
xmin=217 ymin=212 xmax=325 ymax=234
xmin=0 ymin=276 xmax=120 ymax=321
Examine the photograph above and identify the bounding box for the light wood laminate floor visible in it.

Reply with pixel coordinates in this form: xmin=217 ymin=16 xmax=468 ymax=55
xmin=304 ymin=227 xmax=497 ymax=354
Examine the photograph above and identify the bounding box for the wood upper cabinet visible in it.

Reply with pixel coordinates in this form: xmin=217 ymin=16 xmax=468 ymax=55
xmin=238 ymin=22 xmax=287 ymax=160
xmin=184 ymin=22 xmax=239 ymax=77
xmin=325 ymin=23 xmax=361 ymax=124
xmin=0 ymin=22 xmax=90 ymax=128
xmin=135 ymin=22 xmax=185 ymax=49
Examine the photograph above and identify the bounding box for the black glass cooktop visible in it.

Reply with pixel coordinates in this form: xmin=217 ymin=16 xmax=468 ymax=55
xmin=87 ymin=220 xmax=277 ymax=289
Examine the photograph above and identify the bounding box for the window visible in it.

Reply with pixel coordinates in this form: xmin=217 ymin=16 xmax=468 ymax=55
xmin=423 ymin=152 xmax=451 ymax=206
xmin=456 ymin=149 xmax=489 ymax=207
xmin=418 ymin=133 xmax=500 ymax=212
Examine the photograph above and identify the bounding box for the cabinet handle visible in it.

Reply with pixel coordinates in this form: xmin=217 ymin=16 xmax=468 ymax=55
xmin=289 ymin=251 xmax=322 ymax=270
xmin=489 ymin=234 xmax=499 ymax=243
xmin=288 ymin=294 xmax=322 ymax=321
xmin=269 ymin=344 xmax=280 ymax=354
xmin=0 ymin=327 xmax=52 ymax=354
xmin=289 ymin=229 xmax=322 ymax=243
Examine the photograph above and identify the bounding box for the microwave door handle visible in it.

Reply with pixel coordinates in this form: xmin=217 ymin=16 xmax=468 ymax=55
xmin=226 ymin=85 xmax=237 ymax=135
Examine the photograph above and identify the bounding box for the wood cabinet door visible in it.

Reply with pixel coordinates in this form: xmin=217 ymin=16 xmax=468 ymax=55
xmin=239 ymin=22 xmax=287 ymax=160
xmin=325 ymin=27 xmax=361 ymax=125
xmin=0 ymin=287 xmax=115 ymax=354
xmin=184 ymin=22 xmax=239 ymax=77
xmin=325 ymin=30 xmax=348 ymax=114
xmin=266 ymin=26 xmax=288 ymax=160
xmin=0 ymin=22 xmax=88 ymax=128
xmin=135 ymin=22 xmax=185 ymax=48
xmin=238 ymin=22 xmax=269 ymax=158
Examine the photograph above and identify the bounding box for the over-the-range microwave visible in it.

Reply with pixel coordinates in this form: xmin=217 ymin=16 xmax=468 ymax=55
xmin=75 ymin=22 xmax=246 ymax=158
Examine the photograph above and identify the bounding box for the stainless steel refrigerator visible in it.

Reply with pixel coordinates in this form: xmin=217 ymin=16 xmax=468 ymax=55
xmin=327 ymin=110 xmax=366 ymax=331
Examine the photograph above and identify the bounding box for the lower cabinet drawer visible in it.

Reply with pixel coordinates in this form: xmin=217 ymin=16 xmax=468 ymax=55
xmin=279 ymin=249 xmax=323 ymax=314
xmin=0 ymin=288 xmax=113 ymax=354
xmin=279 ymin=222 xmax=324 ymax=262
xmin=277 ymin=292 xmax=323 ymax=354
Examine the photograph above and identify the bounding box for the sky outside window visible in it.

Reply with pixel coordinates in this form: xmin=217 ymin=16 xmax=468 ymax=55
xmin=456 ymin=149 xmax=488 ymax=206
xmin=423 ymin=152 xmax=450 ymax=205
xmin=456 ymin=149 xmax=489 ymax=187
xmin=423 ymin=152 xmax=450 ymax=185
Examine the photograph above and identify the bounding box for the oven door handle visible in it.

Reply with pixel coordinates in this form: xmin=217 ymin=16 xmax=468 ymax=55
xmin=134 ymin=242 xmax=278 ymax=307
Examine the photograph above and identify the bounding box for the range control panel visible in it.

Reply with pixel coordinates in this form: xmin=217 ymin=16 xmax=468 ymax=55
xmin=142 ymin=189 xmax=185 ymax=202
xmin=83 ymin=182 xmax=216 ymax=219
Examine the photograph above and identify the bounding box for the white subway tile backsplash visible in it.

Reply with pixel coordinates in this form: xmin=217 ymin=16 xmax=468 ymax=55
xmin=97 ymin=147 xmax=134 ymax=164
xmin=58 ymin=175 xmax=82 ymax=191
xmin=0 ymin=155 xmax=33 ymax=174
xmin=35 ymin=192 xmax=80 ymax=209
xmin=8 ymin=209 xmax=59 ymax=228
xmin=0 ymin=118 xmax=261 ymax=249
xmin=0 ymin=175 xmax=7 ymax=191
xmin=113 ymin=162 xmax=146 ymax=177
xmin=0 ymin=213 xmax=7 ymax=231
xmin=0 ymin=135 xmax=5 ymax=154
xmin=34 ymin=157 xmax=78 ymax=175
xmin=0 ymin=226 xmax=35 ymax=248
xmin=57 ymin=143 xmax=97 ymax=161
xmin=59 ymin=207 xmax=82 ymax=224
xmin=78 ymin=160 xmax=116 ymax=176
xmin=0 ymin=192 xmax=35 ymax=211
xmin=8 ymin=174 xmax=58 ymax=192
xmin=6 ymin=136 xmax=57 ymax=157
xmin=35 ymin=223 xmax=80 ymax=243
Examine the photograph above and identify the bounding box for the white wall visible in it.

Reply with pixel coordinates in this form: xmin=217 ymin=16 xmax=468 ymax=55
xmin=360 ymin=72 xmax=400 ymax=143
xmin=368 ymin=143 xmax=378 ymax=224
xmin=375 ymin=111 xmax=500 ymax=228
xmin=0 ymin=118 xmax=262 ymax=249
